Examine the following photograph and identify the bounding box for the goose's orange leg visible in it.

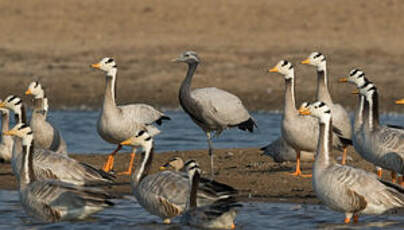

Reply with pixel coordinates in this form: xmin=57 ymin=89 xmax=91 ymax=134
xmin=103 ymin=144 xmax=122 ymax=172
xmin=376 ymin=167 xmax=383 ymax=178
xmin=288 ymin=151 xmax=312 ymax=177
xmin=341 ymin=147 xmax=347 ymax=165
xmin=117 ymin=149 xmax=136 ymax=175
xmin=392 ymin=171 xmax=397 ymax=183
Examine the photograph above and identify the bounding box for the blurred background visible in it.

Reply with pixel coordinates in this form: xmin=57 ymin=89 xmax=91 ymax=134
xmin=1 ymin=0 xmax=404 ymax=112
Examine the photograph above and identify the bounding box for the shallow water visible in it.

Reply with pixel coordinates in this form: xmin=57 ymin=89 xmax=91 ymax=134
xmin=32 ymin=110 xmax=404 ymax=154
xmin=0 ymin=190 xmax=403 ymax=230
xmin=2 ymin=110 xmax=404 ymax=228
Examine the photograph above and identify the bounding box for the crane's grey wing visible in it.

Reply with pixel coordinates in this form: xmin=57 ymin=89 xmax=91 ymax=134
xmin=191 ymin=88 xmax=252 ymax=127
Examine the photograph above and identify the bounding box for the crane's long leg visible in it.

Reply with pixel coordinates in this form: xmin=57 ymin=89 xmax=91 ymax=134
xmin=103 ymin=144 xmax=122 ymax=172
xmin=288 ymin=150 xmax=311 ymax=177
xmin=117 ymin=148 xmax=136 ymax=175
xmin=206 ymin=132 xmax=215 ymax=179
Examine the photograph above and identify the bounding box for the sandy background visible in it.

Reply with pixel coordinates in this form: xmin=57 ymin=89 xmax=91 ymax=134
xmin=1 ymin=0 xmax=404 ymax=112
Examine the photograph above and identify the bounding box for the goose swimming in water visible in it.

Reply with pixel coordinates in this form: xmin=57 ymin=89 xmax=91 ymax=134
xmin=4 ymin=124 xmax=114 ymax=222
xmin=300 ymin=101 xmax=404 ymax=223
xmin=120 ymin=129 xmax=238 ymax=224
xmin=91 ymin=57 xmax=170 ymax=175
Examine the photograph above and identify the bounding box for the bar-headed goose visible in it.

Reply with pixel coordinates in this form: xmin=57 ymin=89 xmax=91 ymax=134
xmin=25 ymin=81 xmax=67 ymax=154
xmin=120 ymin=130 xmax=237 ymax=224
xmin=359 ymin=83 xmax=404 ymax=186
xmin=173 ymin=51 xmax=257 ymax=178
xmin=0 ymin=105 xmax=13 ymax=162
xmin=300 ymin=101 xmax=404 ymax=223
xmin=4 ymin=125 xmax=114 ymax=222
xmin=91 ymin=57 xmax=170 ymax=175
xmin=5 ymin=123 xmax=115 ymax=186
xmin=181 ymin=160 xmax=240 ymax=229
xmin=339 ymin=69 xmax=384 ymax=177
xmin=301 ymin=52 xmax=352 ymax=165
xmin=159 ymin=157 xmax=185 ymax=171
xmin=269 ymin=60 xmax=346 ymax=177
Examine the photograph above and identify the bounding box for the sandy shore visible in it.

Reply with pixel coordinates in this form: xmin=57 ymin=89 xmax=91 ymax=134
xmin=0 ymin=146 xmax=392 ymax=204
xmin=1 ymin=1 xmax=404 ymax=112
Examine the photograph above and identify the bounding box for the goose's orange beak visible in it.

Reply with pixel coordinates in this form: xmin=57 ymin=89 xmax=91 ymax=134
xmin=395 ymin=99 xmax=404 ymax=105
xmin=298 ymin=107 xmax=311 ymax=115
xmin=120 ymin=138 xmax=132 ymax=146
xmin=25 ymin=89 xmax=32 ymax=95
xmin=269 ymin=66 xmax=279 ymax=72
xmin=339 ymin=77 xmax=348 ymax=83
xmin=301 ymin=58 xmax=310 ymax=64
xmin=91 ymin=63 xmax=101 ymax=69
xmin=352 ymin=89 xmax=359 ymax=94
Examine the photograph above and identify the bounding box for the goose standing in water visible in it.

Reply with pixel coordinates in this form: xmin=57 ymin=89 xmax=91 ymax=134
xmin=120 ymin=130 xmax=237 ymax=224
xmin=339 ymin=69 xmax=384 ymax=178
xmin=0 ymin=105 xmax=13 ymax=162
xmin=181 ymin=160 xmax=240 ymax=229
xmin=25 ymin=81 xmax=67 ymax=154
xmin=358 ymin=83 xmax=404 ymax=186
xmin=4 ymin=125 xmax=113 ymax=222
xmin=269 ymin=60 xmax=346 ymax=177
xmin=299 ymin=101 xmax=404 ymax=223
xmin=91 ymin=57 xmax=170 ymax=175
xmin=301 ymin=52 xmax=352 ymax=165
xmin=173 ymin=51 xmax=256 ymax=178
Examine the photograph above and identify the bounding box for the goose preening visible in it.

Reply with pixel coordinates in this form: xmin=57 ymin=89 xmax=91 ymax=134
xmin=5 ymin=123 xmax=115 ymax=186
xmin=301 ymin=52 xmax=352 ymax=165
xmin=120 ymin=130 xmax=238 ymax=224
xmin=269 ymin=60 xmax=347 ymax=177
xmin=339 ymin=69 xmax=384 ymax=178
xmin=0 ymin=105 xmax=13 ymax=162
xmin=357 ymin=82 xmax=404 ymax=186
xmin=173 ymin=51 xmax=256 ymax=178
xmin=4 ymin=125 xmax=114 ymax=222
xmin=261 ymin=103 xmax=315 ymax=163
xmin=181 ymin=160 xmax=240 ymax=229
xmin=299 ymin=101 xmax=404 ymax=223
xmin=25 ymin=81 xmax=68 ymax=154
xmin=90 ymin=57 xmax=170 ymax=175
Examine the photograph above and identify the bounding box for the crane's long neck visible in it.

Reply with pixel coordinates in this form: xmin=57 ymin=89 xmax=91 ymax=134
xmin=132 ymin=141 xmax=154 ymax=186
xmin=188 ymin=171 xmax=200 ymax=209
xmin=103 ymin=69 xmax=118 ymax=110
xmin=20 ymin=136 xmax=35 ymax=189
xmin=315 ymin=118 xmax=333 ymax=169
xmin=284 ymin=77 xmax=297 ymax=118
xmin=354 ymin=95 xmax=364 ymax=132
xmin=179 ymin=63 xmax=198 ymax=108
xmin=367 ymin=92 xmax=380 ymax=131
xmin=1 ymin=112 xmax=9 ymax=133
xmin=316 ymin=68 xmax=333 ymax=104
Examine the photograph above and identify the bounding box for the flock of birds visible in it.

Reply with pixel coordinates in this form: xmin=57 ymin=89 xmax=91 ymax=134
xmin=0 ymin=50 xmax=404 ymax=227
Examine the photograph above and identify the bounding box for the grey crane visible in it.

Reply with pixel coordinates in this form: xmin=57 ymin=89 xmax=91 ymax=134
xmin=173 ymin=51 xmax=256 ymax=178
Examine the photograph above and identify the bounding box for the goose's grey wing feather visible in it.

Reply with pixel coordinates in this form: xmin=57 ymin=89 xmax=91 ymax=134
xmin=118 ymin=104 xmax=166 ymax=125
xmin=30 ymin=114 xmax=67 ymax=154
xmin=23 ymin=180 xmax=113 ymax=222
xmin=191 ymin=88 xmax=251 ymax=127
xmin=372 ymin=126 xmax=404 ymax=173
xmin=0 ymin=135 xmax=13 ymax=162
xmin=33 ymin=149 xmax=115 ymax=185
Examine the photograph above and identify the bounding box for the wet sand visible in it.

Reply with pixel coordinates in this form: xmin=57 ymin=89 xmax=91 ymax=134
xmin=0 ymin=146 xmax=392 ymax=204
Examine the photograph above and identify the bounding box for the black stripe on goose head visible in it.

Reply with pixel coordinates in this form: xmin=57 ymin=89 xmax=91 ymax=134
xmin=184 ymin=159 xmax=196 ymax=167
xmin=136 ymin=130 xmax=146 ymax=137
xmin=350 ymin=69 xmax=359 ymax=76
xmin=19 ymin=124 xmax=29 ymax=130
xmin=34 ymin=81 xmax=39 ymax=88
xmin=27 ymin=131 xmax=33 ymax=135
xmin=145 ymin=136 xmax=152 ymax=141
xmin=7 ymin=95 xmax=17 ymax=103
xmin=313 ymin=52 xmax=322 ymax=59
xmin=14 ymin=98 xmax=22 ymax=106
xmin=106 ymin=58 xmax=114 ymax=64
xmin=324 ymin=110 xmax=331 ymax=114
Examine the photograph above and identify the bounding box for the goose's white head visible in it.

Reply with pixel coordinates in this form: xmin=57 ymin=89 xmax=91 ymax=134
xmin=184 ymin=159 xmax=201 ymax=182
xmin=0 ymin=95 xmax=23 ymax=114
xmin=339 ymin=69 xmax=368 ymax=88
xmin=173 ymin=51 xmax=200 ymax=64
xmin=91 ymin=57 xmax=117 ymax=75
xmin=160 ymin=156 xmax=184 ymax=171
xmin=120 ymin=130 xmax=153 ymax=150
xmin=301 ymin=52 xmax=326 ymax=71
xmin=4 ymin=123 xmax=33 ymax=146
xmin=299 ymin=101 xmax=331 ymax=124
xmin=269 ymin=60 xmax=294 ymax=80
xmin=25 ymin=81 xmax=45 ymax=99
